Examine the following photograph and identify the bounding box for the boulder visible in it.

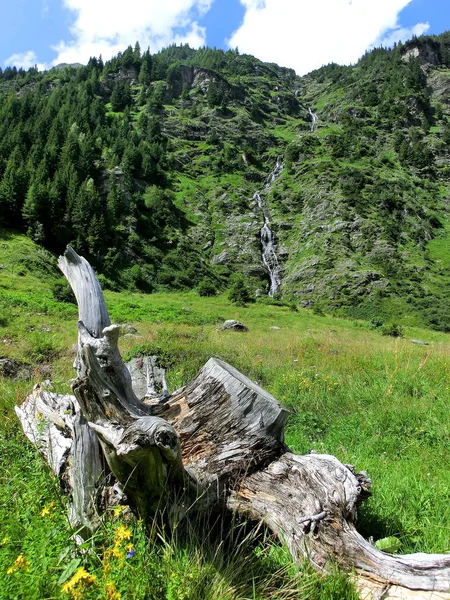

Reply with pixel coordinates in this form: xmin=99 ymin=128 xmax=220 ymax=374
xmin=218 ymin=320 xmax=249 ymax=332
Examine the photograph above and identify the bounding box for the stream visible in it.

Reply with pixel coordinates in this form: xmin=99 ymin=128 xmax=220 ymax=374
xmin=254 ymin=158 xmax=284 ymax=297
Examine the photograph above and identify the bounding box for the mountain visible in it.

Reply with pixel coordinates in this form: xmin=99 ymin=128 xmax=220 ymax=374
xmin=1 ymin=35 xmax=450 ymax=330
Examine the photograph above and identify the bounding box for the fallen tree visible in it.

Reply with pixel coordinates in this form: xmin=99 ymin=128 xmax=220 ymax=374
xmin=16 ymin=247 xmax=450 ymax=599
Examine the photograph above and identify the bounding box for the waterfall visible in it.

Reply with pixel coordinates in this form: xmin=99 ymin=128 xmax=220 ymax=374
xmin=308 ymin=107 xmax=318 ymax=132
xmin=254 ymin=158 xmax=284 ymax=297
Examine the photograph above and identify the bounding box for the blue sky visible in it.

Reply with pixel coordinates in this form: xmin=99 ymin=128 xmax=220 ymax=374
xmin=1 ymin=0 xmax=449 ymax=76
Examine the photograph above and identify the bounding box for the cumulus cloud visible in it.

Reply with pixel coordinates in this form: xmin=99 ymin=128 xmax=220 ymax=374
xmin=4 ymin=51 xmax=47 ymax=71
xmin=228 ymin=0 xmax=427 ymax=75
xmin=378 ymin=21 xmax=430 ymax=48
xmin=52 ymin=0 xmax=213 ymax=66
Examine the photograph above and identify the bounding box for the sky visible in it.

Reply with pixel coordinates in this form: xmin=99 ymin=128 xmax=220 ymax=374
xmin=1 ymin=0 xmax=450 ymax=76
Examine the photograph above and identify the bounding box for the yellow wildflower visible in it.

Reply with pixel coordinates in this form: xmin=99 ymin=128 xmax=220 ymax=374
xmin=114 ymin=526 xmax=132 ymax=543
xmin=125 ymin=543 xmax=134 ymax=552
xmin=112 ymin=545 xmax=124 ymax=559
xmin=1 ymin=537 xmax=9 ymax=546
xmin=62 ymin=566 xmax=96 ymax=597
xmin=112 ymin=505 xmax=126 ymax=517
xmin=105 ymin=580 xmax=121 ymax=600
xmin=104 ymin=545 xmax=124 ymax=561
xmin=41 ymin=501 xmax=55 ymax=517
xmin=6 ymin=554 xmax=30 ymax=574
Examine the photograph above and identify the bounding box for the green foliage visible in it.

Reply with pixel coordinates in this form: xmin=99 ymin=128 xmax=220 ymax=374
xmin=228 ymin=274 xmax=254 ymax=306
xmin=2 ymin=31 xmax=450 ymax=322
xmin=1 ymin=239 xmax=450 ymax=598
xmin=51 ymin=279 xmax=76 ymax=304
xmin=375 ymin=536 xmax=401 ymax=553
xmin=198 ymin=278 xmax=218 ymax=297
xmin=381 ymin=322 xmax=404 ymax=337
xmin=26 ymin=332 xmax=61 ymax=363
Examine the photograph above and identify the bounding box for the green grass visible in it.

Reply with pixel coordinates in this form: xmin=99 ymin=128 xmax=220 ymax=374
xmin=426 ymin=219 xmax=450 ymax=269
xmin=1 ymin=232 xmax=450 ymax=598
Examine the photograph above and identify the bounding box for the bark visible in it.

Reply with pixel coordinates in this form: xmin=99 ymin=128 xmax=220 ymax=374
xmin=15 ymin=246 xmax=450 ymax=599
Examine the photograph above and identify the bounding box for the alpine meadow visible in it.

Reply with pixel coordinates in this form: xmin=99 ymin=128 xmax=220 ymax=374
xmin=0 ymin=31 xmax=450 ymax=600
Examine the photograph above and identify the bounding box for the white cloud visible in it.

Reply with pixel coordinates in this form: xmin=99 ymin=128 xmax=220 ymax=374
xmin=51 ymin=0 xmax=213 ymax=66
xmin=377 ymin=21 xmax=430 ymax=48
xmin=228 ymin=0 xmax=427 ymax=75
xmin=4 ymin=51 xmax=47 ymax=72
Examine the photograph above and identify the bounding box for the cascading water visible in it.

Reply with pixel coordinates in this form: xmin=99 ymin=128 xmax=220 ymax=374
xmin=254 ymin=158 xmax=284 ymax=297
xmin=308 ymin=107 xmax=318 ymax=132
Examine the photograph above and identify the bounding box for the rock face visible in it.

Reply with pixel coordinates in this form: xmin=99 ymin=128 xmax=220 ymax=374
xmin=401 ymin=40 xmax=441 ymax=66
xmin=217 ymin=320 xmax=249 ymax=332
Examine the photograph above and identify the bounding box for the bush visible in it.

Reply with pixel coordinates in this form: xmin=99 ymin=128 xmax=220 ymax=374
xmin=228 ymin=275 xmax=253 ymax=306
xmin=370 ymin=317 xmax=384 ymax=329
xmin=381 ymin=322 xmax=404 ymax=337
xmin=198 ymin=278 xmax=218 ymax=297
xmin=51 ymin=279 xmax=76 ymax=304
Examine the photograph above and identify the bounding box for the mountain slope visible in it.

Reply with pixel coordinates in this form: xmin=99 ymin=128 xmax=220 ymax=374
xmin=1 ymin=36 xmax=450 ymax=329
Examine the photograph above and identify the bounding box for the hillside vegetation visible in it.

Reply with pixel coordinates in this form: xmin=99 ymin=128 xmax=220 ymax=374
xmin=1 ymin=34 xmax=450 ymax=329
xmin=0 ymin=232 xmax=449 ymax=598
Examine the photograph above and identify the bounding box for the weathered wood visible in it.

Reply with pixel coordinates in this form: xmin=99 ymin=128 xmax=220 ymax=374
xmin=57 ymin=245 xmax=110 ymax=339
xmin=226 ymin=453 xmax=450 ymax=593
xmin=15 ymin=387 xmax=105 ymax=532
xmin=15 ymin=246 xmax=450 ymax=598
xmin=59 ymin=246 xmax=184 ymax=522
xmin=160 ymin=365 xmax=450 ymax=595
xmin=164 ymin=357 xmax=289 ymax=484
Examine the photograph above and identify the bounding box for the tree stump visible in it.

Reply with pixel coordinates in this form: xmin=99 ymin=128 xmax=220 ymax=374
xmin=16 ymin=247 xmax=450 ymax=598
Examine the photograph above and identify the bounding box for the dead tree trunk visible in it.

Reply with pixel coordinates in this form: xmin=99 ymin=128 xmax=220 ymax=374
xmin=16 ymin=247 xmax=450 ymax=599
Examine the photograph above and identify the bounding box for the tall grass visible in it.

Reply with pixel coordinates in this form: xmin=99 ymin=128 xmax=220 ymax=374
xmin=1 ymin=234 xmax=449 ymax=597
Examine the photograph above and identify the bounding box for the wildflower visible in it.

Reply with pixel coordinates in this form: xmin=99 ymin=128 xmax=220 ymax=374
xmin=112 ymin=505 xmax=126 ymax=517
xmin=6 ymin=554 xmax=30 ymax=574
xmin=126 ymin=549 xmax=136 ymax=559
xmin=62 ymin=566 xmax=96 ymax=597
xmin=114 ymin=525 xmax=132 ymax=543
xmin=105 ymin=580 xmax=121 ymax=600
xmin=41 ymin=501 xmax=55 ymax=517
xmin=0 ymin=537 xmax=9 ymax=546
xmin=112 ymin=546 xmax=124 ymax=559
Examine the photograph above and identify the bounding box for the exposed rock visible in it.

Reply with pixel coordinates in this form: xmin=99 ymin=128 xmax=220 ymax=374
xmin=0 ymin=358 xmax=32 ymax=380
xmin=411 ymin=339 xmax=430 ymax=346
xmin=119 ymin=324 xmax=139 ymax=336
xmin=401 ymin=40 xmax=440 ymax=67
xmin=269 ymin=326 xmax=281 ymax=330
xmin=217 ymin=320 xmax=249 ymax=332
xmin=118 ymin=65 xmax=139 ymax=82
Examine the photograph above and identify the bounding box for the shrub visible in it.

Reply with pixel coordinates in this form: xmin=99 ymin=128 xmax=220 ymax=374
xmin=370 ymin=317 xmax=384 ymax=329
xmin=228 ymin=275 xmax=253 ymax=306
xmin=381 ymin=322 xmax=404 ymax=337
xmin=198 ymin=278 xmax=218 ymax=297
xmin=51 ymin=279 xmax=76 ymax=304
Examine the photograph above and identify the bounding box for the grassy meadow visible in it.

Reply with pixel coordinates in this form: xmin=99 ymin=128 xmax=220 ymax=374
xmin=0 ymin=232 xmax=449 ymax=599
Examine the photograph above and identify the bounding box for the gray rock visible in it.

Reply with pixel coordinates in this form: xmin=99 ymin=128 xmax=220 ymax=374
xmin=269 ymin=326 xmax=281 ymax=330
xmin=218 ymin=320 xmax=249 ymax=332
xmin=411 ymin=339 xmax=430 ymax=346
xmin=0 ymin=358 xmax=32 ymax=380
xmin=119 ymin=324 xmax=139 ymax=336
